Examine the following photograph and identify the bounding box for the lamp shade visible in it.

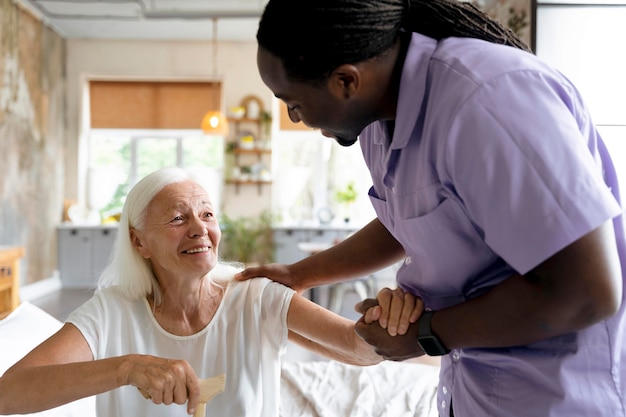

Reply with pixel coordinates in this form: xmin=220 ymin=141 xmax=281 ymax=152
xmin=201 ymin=110 xmax=229 ymax=136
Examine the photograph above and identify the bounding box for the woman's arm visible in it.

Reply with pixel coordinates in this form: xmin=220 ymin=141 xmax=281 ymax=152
xmin=237 ymin=218 xmax=406 ymax=292
xmin=286 ymin=294 xmax=383 ymax=366
xmin=0 ymin=323 xmax=202 ymax=415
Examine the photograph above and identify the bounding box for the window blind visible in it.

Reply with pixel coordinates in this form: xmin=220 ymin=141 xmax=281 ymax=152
xmin=89 ymin=80 xmax=222 ymax=129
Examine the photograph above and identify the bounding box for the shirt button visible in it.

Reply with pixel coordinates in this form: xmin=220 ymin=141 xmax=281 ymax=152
xmin=392 ymin=186 xmax=396 ymax=194
xmin=452 ymin=350 xmax=460 ymax=361
xmin=405 ymin=256 xmax=412 ymax=265
xmin=442 ymin=386 xmax=448 ymax=395
xmin=441 ymin=400 xmax=447 ymax=410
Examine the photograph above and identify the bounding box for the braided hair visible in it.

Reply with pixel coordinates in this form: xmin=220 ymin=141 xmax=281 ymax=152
xmin=257 ymin=0 xmax=531 ymax=83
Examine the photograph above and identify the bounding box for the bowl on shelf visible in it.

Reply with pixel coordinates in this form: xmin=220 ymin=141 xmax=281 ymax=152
xmin=228 ymin=106 xmax=246 ymax=119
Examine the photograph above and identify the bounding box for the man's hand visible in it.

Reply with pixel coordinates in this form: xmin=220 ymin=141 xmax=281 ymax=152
xmin=234 ymin=263 xmax=304 ymax=293
xmin=355 ymin=287 xmax=423 ymax=336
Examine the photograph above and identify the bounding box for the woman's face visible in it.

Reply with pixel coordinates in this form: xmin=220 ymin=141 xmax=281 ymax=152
xmin=131 ymin=180 xmax=221 ymax=281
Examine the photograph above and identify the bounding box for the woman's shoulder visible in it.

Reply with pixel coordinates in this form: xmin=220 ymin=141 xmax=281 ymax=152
xmin=84 ymin=286 xmax=143 ymax=312
xmin=226 ymin=277 xmax=294 ymax=303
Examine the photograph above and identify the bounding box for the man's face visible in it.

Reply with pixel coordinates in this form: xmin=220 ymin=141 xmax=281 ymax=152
xmin=257 ymin=47 xmax=363 ymax=147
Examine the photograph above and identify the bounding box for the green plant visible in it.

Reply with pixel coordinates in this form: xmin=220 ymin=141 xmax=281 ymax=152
xmin=334 ymin=182 xmax=358 ymax=205
xmin=218 ymin=211 xmax=275 ymax=265
xmin=334 ymin=182 xmax=358 ymax=223
xmin=260 ymin=110 xmax=273 ymax=138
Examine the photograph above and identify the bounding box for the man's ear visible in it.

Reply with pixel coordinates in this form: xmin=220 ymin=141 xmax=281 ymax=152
xmin=130 ymin=228 xmax=150 ymax=258
xmin=328 ymin=64 xmax=361 ymax=99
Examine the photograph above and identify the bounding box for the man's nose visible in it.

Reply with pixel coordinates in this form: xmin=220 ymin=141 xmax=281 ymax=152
xmin=288 ymin=107 xmax=301 ymax=123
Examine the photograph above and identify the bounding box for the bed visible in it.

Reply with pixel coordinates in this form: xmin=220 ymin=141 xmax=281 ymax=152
xmin=0 ymin=302 xmax=440 ymax=417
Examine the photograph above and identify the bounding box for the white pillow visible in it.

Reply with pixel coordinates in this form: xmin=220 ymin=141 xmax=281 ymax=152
xmin=0 ymin=301 xmax=96 ymax=417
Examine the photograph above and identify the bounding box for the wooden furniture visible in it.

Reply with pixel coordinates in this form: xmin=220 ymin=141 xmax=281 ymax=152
xmin=225 ymin=95 xmax=272 ymax=195
xmin=0 ymin=246 xmax=25 ymax=319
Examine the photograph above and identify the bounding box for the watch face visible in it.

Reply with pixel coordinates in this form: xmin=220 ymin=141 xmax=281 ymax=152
xmin=418 ymin=336 xmax=449 ymax=356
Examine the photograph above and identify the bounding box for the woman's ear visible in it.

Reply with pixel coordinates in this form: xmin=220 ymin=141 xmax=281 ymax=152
xmin=328 ymin=64 xmax=361 ymax=99
xmin=130 ymin=228 xmax=150 ymax=258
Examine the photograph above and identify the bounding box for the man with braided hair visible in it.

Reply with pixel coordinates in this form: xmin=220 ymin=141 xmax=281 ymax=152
xmin=237 ymin=0 xmax=626 ymax=415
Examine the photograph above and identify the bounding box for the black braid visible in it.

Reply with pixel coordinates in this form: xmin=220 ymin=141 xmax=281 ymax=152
xmin=257 ymin=0 xmax=531 ymax=83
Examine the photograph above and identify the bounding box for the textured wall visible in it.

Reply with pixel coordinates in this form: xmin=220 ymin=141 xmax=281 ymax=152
xmin=0 ymin=0 xmax=66 ymax=284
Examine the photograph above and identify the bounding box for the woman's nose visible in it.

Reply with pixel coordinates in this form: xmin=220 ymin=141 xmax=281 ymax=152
xmin=188 ymin=217 xmax=208 ymax=237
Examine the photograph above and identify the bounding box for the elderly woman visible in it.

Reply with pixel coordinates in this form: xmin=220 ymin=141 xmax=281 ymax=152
xmin=0 ymin=167 xmax=382 ymax=417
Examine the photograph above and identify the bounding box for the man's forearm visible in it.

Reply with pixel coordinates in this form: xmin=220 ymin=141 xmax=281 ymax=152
xmin=293 ymin=218 xmax=405 ymax=288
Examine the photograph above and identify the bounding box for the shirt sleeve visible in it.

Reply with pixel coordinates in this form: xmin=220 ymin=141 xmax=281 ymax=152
xmin=66 ymin=290 xmax=108 ymax=359
xmin=258 ymin=279 xmax=294 ymax=354
xmin=444 ymin=69 xmax=621 ymax=274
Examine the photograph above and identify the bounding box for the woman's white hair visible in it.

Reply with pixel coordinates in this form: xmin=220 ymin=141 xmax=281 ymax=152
xmin=98 ymin=167 xmax=241 ymax=301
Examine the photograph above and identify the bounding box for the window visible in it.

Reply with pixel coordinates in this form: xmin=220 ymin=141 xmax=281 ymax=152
xmin=88 ymin=130 xmax=224 ymax=218
xmin=271 ymin=129 xmax=375 ymax=227
xmin=86 ymin=80 xmax=225 ymax=218
xmin=535 ymin=1 xmax=626 ymax=211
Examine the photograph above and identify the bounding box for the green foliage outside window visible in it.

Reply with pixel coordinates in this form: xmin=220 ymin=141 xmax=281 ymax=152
xmin=90 ymin=132 xmax=224 ymax=219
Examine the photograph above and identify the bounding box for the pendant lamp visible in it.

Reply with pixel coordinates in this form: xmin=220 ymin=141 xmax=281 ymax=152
xmin=201 ymin=18 xmax=229 ymax=135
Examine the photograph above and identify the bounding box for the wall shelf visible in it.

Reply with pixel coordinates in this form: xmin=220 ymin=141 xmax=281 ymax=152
xmin=226 ymin=98 xmax=272 ymax=195
xmin=226 ymin=179 xmax=272 ymax=195
xmin=233 ymin=148 xmax=271 ymax=156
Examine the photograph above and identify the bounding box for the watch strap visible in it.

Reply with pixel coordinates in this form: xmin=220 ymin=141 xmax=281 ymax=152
xmin=417 ymin=310 xmax=450 ymax=356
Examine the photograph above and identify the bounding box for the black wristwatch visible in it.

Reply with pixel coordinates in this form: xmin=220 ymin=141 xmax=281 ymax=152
xmin=417 ymin=311 xmax=450 ymax=356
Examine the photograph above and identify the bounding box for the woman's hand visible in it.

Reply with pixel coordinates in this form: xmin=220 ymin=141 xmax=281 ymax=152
xmin=355 ymin=287 xmax=423 ymax=336
xmin=125 ymin=355 xmax=201 ymax=415
xmin=354 ymin=316 xmax=425 ymax=361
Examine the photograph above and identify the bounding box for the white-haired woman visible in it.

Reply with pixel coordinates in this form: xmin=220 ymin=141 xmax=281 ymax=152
xmin=0 ymin=167 xmax=382 ymax=417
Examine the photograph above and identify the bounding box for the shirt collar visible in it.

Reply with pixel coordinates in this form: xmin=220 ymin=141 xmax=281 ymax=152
xmin=388 ymin=33 xmax=437 ymax=150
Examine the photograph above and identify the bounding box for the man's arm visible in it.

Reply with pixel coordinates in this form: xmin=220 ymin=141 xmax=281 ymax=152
xmin=236 ymin=218 xmax=405 ymax=292
xmin=356 ymin=220 xmax=622 ymax=358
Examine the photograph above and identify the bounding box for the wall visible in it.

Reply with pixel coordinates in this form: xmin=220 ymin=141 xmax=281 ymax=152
xmin=0 ymin=0 xmax=66 ymax=285
xmin=65 ymin=38 xmax=274 ymax=219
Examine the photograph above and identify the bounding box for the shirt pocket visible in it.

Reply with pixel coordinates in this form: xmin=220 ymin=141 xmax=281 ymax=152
xmin=395 ymin=197 xmax=501 ymax=308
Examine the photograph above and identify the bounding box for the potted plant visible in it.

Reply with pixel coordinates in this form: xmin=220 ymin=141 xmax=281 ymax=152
xmin=259 ymin=110 xmax=273 ymax=142
xmin=218 ymin=210 xmax=275 ymax=266
xmin=334 ymin=181 xmax=358 ymax=223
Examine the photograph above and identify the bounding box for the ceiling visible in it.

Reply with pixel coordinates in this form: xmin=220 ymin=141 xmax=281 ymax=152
xmin=15 ymin=0 xmax=269 ymax=41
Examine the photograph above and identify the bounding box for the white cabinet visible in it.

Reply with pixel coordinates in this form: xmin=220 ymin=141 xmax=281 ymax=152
xmin=272 ymin=226 xmax=357 ymax=264
xmin=57 ymin=225 xmax=117 ymax=288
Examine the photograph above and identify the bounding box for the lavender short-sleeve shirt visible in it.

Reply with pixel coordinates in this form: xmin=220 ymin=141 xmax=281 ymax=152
xmin=360 ymin=34 xmax=626 ymax=416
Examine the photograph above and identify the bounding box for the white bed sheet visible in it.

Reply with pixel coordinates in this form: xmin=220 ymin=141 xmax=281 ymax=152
xmin=1 ymin=302 xmax=440 ymax=417
xmin=0 ymin=301 xmax=96 ymax=417
xmin=280 ymin=360 xmax=439 ymax=417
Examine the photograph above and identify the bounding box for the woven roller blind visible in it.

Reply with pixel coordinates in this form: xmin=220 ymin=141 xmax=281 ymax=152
xmin=89 ymin=81 xmax=222 ymax=129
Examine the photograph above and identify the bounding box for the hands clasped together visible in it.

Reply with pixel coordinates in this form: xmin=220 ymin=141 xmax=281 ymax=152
xmin=355 ymin=287 xmax=426 ymax=361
